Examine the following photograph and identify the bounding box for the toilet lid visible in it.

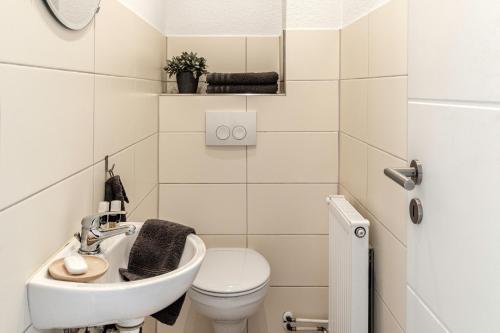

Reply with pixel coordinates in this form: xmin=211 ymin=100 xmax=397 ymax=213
xmin=192 ymin=248 xmax=271 ymax=294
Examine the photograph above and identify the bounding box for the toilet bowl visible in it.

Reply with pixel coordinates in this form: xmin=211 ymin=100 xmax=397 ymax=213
xmin=188 ymin=248 xmax=271 ymax=333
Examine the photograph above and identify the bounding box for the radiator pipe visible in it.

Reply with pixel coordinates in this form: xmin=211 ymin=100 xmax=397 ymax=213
xmin=283 ymin=322 xmax=328 ymax=332
xmin=283 ymin=312 xmax=329 ymax=325
xmin=283 ymin=312 xmax=328 ymax=332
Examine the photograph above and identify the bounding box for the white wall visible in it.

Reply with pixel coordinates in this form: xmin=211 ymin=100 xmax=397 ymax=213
xmin=164 ymin=0 xmax=283 ymax=36
xmin=118 ymin=0 xmax=167 ymax=33
xmin=342 ymin=0 xmax=391 ymax=26
xmin=287 ymin=0 xmax=341 ymax=29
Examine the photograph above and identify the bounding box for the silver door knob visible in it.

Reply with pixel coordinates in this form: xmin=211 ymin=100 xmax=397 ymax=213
xmin=384 ymin=160 xmax=423 ymax=191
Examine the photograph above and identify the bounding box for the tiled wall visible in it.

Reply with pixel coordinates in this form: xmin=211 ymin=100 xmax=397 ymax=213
xmin=0 ymin=1 xmax=163 ymax=332
xmin=158 ymin=30 xmax=339 ymax=333
xmin=163 ymin=35 xmax=283 ymax=93
xmin=338 ymin=0 xmax=408 ymax=332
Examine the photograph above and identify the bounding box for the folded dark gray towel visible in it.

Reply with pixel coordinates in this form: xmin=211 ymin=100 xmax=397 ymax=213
xmin=119 ymin=219 xmax=195 ymax=326
xmin=206 ymin=72 xmax=279 ymax=85
xmin=207 ymin=84 xmax=278 ymax=94
xmin=104 ymin=175 xmax=129 ymax=221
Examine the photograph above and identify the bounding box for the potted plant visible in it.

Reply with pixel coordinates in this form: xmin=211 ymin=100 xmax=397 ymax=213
xmin=164 ymin=52 xmax=208 ymax=93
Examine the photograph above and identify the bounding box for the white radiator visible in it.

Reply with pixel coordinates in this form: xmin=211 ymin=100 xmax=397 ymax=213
xmin=327 ymin=195 xmax=370 ymax=333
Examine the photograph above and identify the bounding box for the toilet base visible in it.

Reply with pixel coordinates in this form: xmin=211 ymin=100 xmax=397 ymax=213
xmin=212 ymin=319 xmax=247 ymax=333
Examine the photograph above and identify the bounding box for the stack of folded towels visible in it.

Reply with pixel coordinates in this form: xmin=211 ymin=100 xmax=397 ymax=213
xmin=206 ymin=71 xmax=279 ymax=94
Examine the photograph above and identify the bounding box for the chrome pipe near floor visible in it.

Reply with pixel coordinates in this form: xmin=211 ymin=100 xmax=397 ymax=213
xmin=282 ymin=312 xmax=328 ymax=332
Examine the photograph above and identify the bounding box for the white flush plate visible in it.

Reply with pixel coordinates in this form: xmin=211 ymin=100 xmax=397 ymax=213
xmin=206 ymin=111 xmax=256 ymax=146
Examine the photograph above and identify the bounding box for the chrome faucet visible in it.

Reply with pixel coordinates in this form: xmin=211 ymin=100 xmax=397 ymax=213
xmin=75 ymin=211 xmax=136 ymax=255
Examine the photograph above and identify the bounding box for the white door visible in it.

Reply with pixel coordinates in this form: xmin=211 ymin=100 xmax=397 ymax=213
xmin=406 ymin=0 xmax=500 ymax=332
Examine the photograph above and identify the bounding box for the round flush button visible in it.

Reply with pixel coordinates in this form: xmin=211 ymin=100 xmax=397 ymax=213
xmin=216 ymin=125 xmax=231 ymax=140
xmin=232 ymin=126 xmax=247 ymax=140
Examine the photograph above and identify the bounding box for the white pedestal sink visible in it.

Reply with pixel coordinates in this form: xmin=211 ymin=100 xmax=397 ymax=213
xmin=27 ymin=222 xmax=206 ymax=330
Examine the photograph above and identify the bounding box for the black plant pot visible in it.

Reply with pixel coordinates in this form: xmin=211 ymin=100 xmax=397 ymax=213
xmin=176 ymin=71 xmax=199 ymax=93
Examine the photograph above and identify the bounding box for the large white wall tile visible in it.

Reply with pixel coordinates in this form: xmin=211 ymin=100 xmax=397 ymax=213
xmin=0 ymin=169 xmax=93 ymax=333
xmin=370 ymin=216 xmax=407 ymax=328
xmin=249 ymin=287 xmax=328 ymax=333
xmin=248 ymin=235 xmax=328 ymax=286
xmin=93 ymin=145 xmax=136 ymax=212
xmin=366 ymin=77 xmax=407 ymax=159
xmin=199 ymin=235 xmax=247 ymax=248
xmin=167 ymin=37 xmax=246 ymax=77
xmin=0 ymin=0 xmax=94 ymax=72
xmin=366 ymin=147 xmax=407 ymax=245
xmin=129 ymin=186 xmax=159 ymax=222
xmin=340 ymin=79 xmax=368 ymax=141
xmin=135 ymin=80 xmax=161 ymax=140
xmin=340 ymin=134 xmax=368 ymax=204
xmin=248 ymin=81 xmax=339 ymax=132
xmin=159 ymin=96 xmax=246 ymax=132
xmin=408 ymin=0 xmax=500 ymax=102
xmin=94 ymin=75 xmax=137 ymax=160
xmin=95 ymin=0 xmax=163 ymax=80
xmin=135 ymin=19 xmax=164 ymax=81
xmin=135 ymin=135 xmax=159 ymax=202
xmin=375 ymin=292 xmax=405 ymax=333
xmin=248 ymin=132 xmax=339 ymax=183
xmin=286 ymin=30 xmax=340 ymax=81
xmin=368 ymin=0 xmax=408 ymax=77
xmin=159 ymin=133 xmax=246 ymax=183
xmin=246 ymin=37 xmax=281 ymax=75
xmin=95 ymin=0 xmax=137 ymax=78
xmin=159 ymin=184 xmax=246 ymax=234
xmin=94 ymin=76 xmax=159 ymax=161
xmin=0 ymin=65 xmax=93 ymax=210
xmin=248 ymin=184 xmax=337 ymax=235
xmin=340 ymin=16 xmax=369 ymax=79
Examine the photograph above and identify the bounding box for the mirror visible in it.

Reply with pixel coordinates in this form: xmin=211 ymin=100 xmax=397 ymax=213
xmin=45 ymin=0 xmax=100 ymax=31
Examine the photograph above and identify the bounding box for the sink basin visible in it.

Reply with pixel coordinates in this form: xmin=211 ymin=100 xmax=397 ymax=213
xmin=27 ymin=222 xmax=206 ymax=329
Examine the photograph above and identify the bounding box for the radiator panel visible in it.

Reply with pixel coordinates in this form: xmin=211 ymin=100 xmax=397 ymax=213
xmin=328 ymin=195 xmax=370 ymax=333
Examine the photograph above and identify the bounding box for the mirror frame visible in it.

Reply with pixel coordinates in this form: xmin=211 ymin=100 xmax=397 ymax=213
xmin=45 ymin=0 xmax=101 ymax=31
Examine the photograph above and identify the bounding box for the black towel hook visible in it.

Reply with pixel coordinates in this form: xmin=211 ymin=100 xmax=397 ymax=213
xmin=104 ymin=155 xmax=116 ymax=179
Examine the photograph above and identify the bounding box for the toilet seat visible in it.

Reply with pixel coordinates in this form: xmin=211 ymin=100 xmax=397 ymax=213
xmin=191 ymin=248 xmax=271 ymax=298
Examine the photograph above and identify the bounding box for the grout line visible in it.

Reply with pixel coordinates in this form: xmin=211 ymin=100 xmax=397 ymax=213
xmin=245 ymin=96 xmax=249 ymax=248
xmin=0 ymin=61 xmax=163 ymax=83
xmin=0 ymin=165 xmax=94 ymax=214
xmin=95 ymin=132 xmax=158 ymax=164
xmin=128 ymin=185 xmax=158 ymax=217
xmin=340 ymin=131 xmax=407 ymax=162
xmin=0 ymin=133 xmax=157 ymax=215
xmin=159 ymin=182 xmax=339 ymax=185
xmin=374 ymin=289 xmax=406 ymax=332
xmin=159 ymin=130 xmax=339 ymax=134
xmin=338 ymin=184 xmax=406 ymax=248
xmin=270 ymin=285 xmax=329 ymax=288
xmin=340 ymin=74 xmax=407 ymax=81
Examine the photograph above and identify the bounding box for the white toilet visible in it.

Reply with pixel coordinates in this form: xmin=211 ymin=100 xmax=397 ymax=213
xmin=188 ymin=248 xmax=271 ymax=333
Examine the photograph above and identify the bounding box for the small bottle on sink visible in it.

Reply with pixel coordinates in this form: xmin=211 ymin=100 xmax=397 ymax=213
xmin=109 ymin=200 xmax=122 ymax=228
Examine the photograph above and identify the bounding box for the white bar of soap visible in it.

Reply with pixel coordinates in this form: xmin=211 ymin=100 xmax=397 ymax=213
xmin=64 ymin=254 xmax=88 ymax=275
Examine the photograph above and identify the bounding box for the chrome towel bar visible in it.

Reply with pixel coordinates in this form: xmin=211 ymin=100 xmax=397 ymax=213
xmin=384 ymin=159 xmax=423 ymax=191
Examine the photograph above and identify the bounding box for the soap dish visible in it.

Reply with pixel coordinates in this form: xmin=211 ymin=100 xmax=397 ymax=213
xmin=49 ymin=256 xmax=109 ymax=283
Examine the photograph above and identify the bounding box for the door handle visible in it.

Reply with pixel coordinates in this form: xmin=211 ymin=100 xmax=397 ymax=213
xmin=384 ymin=160 xmax=423 ymax=191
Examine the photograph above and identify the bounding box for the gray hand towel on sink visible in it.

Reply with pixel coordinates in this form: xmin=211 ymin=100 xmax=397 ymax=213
xmin=206 ymin=72 xmax=279 ymax=85
xmin=119 ymin=219 xmax=195 ymax=326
